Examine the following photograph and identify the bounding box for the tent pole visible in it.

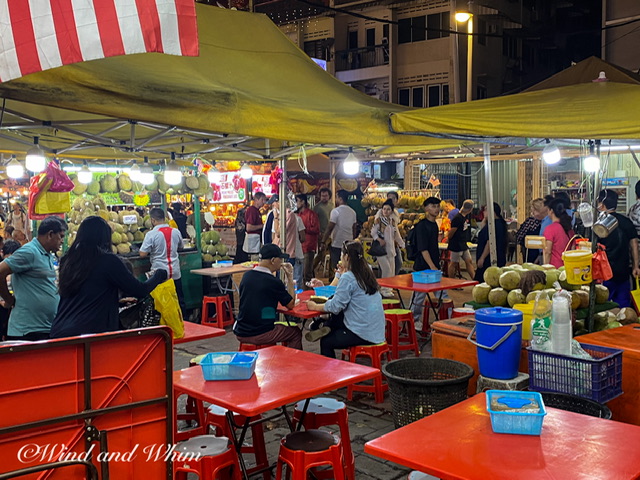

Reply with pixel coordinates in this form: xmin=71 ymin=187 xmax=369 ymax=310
xmin=484 ymin=143 xmax=498 ymax=266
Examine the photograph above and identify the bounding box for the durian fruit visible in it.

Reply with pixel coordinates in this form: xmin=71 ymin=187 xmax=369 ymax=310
xmin=186 ymin=175 xmax=200 ymax=191
xmin=99 ymin=175 xmax=118 ymax=193
xmin=117 ymin=243 xmax=131 ymax=254
xmin=117 ymin=173 xmax=133 ymax=191
xmin=86 ymin=181 xmax=100 ymax=195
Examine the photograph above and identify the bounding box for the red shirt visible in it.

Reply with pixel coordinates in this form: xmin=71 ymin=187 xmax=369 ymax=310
xmin=245 ymin=205 xmax=262 ymax=233
xmin=298 ymin=208 xmax=320 ymax=253
xmin=543 ymin=222 xmax=574 ymax=268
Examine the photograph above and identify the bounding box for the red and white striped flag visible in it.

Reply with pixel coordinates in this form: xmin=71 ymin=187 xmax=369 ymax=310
xmin=0 ymin=0 xmax=199 ymax=83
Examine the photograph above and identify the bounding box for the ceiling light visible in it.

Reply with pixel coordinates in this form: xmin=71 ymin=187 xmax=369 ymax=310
xmin=77 ymin=160 xmax=93 ymax=184
xmin=208 ymin=166 xmax=221 ymax=184
xmin=583 ymin=154 xmax=600 ymax=173
xmin=542 ymin=142 xmax=561 ymax=165
xmin=25 ymin=137 xmax=46 ymax=173
xmin=164 ymin=154 xmax=182 ymax=186
xmin=240 ymin=163 xmax=253 ymax=179
xmin=139 ymin=157 xmax=155 ymax=186
xmin=343 ymin=149 xmax=360 ymax=175
xmin=6 ymin=156 xmax=24 ymax=179
xmin=129 ymin=161 xmax=141 ymax=181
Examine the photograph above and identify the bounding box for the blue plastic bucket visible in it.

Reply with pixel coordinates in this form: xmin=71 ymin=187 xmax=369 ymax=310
xmin=468 ymin=307 xmax=523 ymax=380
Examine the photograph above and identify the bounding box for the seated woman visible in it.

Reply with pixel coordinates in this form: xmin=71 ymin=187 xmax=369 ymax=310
xmin=306 ymin=241 xmax=385 ymax=358
xmin=50 ymin=216 xmax=167 ymax=338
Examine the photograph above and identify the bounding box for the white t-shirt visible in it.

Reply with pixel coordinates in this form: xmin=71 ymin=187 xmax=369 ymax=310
xmin=140 ymin=224 xmax=184 ymax=280
xmin=295 ymin=215 xmax=304 ymax=259
xmin=329 ymin=205 xmax=357 ymax=248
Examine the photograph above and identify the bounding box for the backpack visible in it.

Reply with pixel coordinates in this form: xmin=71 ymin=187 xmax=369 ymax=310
xmin=405 ymin=221 xmax=421 ymax=261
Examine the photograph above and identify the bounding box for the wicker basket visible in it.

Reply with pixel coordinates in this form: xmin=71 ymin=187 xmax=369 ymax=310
xmin=382 ymin=358 xmax=474 ymax=428
xmin=540 ymin=392 xmax=612 ymax=419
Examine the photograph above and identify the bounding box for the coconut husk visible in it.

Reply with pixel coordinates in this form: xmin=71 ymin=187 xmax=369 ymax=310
xmin=519 ymin=270 xmax=547 ymax=296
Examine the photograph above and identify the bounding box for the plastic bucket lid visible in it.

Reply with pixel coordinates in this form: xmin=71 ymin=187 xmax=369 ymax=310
xmin=475 ymin=307 xmax=523 ymax=325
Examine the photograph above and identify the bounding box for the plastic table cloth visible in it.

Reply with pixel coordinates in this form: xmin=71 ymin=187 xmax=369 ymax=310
xmin=173 ymin=345 xmax=380 ymax=478
xmin=365 ymin=393 xmax=640 ymax=480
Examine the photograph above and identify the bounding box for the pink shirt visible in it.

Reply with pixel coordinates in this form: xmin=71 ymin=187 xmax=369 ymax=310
xmin=543 ymin=222 xmax=574 ymax=268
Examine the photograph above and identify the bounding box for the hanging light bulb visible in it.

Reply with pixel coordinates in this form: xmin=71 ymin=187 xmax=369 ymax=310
xmin=583 ymin=154 xmax=600 ymax=173
xmin=240 ymin=163 xmax=253 ymax=179
xmin=6 ymin=155 xmax=24 ymax=179
xmin=542 ymin=141 xmax=561 ymax=165
xmin=139 ymin=157 xmax=155 ymax=186
xmin=77 ymin=160 xmax=93 ymax=184
xmin=343 ymin=149 xmax=360 ymax=175
xmin=164 ymin=153 xmax=182 ymax=186
xmin=129 ymin=160 xmax=141 ymax=181
xmin=25 ymin=137 xmax=46 ymax=172
xmin=208 ymin=165 xmax=221 ymax=184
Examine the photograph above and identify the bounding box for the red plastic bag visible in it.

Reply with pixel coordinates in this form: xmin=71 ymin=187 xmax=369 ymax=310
xmin=592 ymin=244 xmax=613 ymax=282
xmin=45 ymin=161 xmax=74 ymax=192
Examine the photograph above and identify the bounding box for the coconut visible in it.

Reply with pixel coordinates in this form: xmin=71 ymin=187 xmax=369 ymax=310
xmin=540 ymin=264 xmax=556 ymax=271
xmin=472 ymin=283 xmax=492 ymax=304
xmin=570 ymin=291 xmax=582 ymax=310
xmin=595 ymin=284 xmax=609 ymax=304
xmin=575 ymin=290 xmax=590 ymax=309
xmin=488 ymin=288 xmax=508 ymax=307
xmin=507 ymin=289 xmax=526 ymax=307
xmin=605 ymin=320 xmax=623 ymax=330
xmin=558 ymin=271 xmax=573 ymax=290
xmin=483 ymin=266 xmax=503 ymax=288
xmin=499 ymin=271 xmax=521 ymax=291
xmin=545 ymin=270 xmax=559 ymax=288
xmin=616 ymin=307 xmax=639 ymax=325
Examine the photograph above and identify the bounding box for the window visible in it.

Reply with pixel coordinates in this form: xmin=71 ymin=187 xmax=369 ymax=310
xmin=426 ymin=12 xmax=450 ymax=40
xmin=303 ymin=40 xmax=328 ymax=61
xmin=427 ymin=83 xmax=450 ymax=107
xmin=348 ymin=30 xmax=358 ymax=49
xmin=398 ymin=88 xmax=410 ymax=106
xmin=398 ymin=18 xmax=412 ymax=44
xmin=366 ymin=28 xmax=375 ymax=47
xmin=477 ymin=84 xmax=487 ymax=100
xmin=398 ymin=15 xmax=427 ymax=44
xmin=412 ymin=87 xmax=424 ymax=108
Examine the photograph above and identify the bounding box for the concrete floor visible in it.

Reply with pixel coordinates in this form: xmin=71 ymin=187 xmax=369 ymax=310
xmin=174 ymin=277 xmax=475 ymax=479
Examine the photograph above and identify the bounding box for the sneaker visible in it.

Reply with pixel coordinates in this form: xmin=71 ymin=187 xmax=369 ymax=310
xmin=305 ymin=326 xmax=331 ymax=342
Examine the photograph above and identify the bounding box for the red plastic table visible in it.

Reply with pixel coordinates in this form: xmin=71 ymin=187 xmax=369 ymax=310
xmin=173 ymin=321 xmax=226 ymax=344
xmin=174 ymin=345 xmax=380 ymax=478
xmin=377 ymin=274 xmax=478 ymax=323
xmin=365 ymin=393 xmax=640 ymax=480
xmin=277 ymin=290 xmax=323 ymax=321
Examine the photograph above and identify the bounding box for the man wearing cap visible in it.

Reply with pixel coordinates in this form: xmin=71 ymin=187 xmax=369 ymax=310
xmin=233 ymin=244 xmax=303 ymax=349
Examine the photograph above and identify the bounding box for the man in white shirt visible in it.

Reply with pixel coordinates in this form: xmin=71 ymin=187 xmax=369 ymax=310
xmin=140 ymin=207 xmax=184 ymax=314
xmin=321 ymin=190 xmax=356 ymax=280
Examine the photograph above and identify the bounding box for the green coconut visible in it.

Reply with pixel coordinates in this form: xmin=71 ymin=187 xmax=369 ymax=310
xmin=472 ymin=283 xmax=492 ymax=304
xmin=488 ymin=288 xmax=508 ymax=307
xmin=575 ymin=290 xmax=589 ymax=309
xmin=570 ymin=291 xmax=581 ymax=310
xmin=499 ymin=271 xmax=521 ymax=291
xmin=595 ymin=284 xmax=609 ymax=304
xmin=507 ymin=289 xmax=526 ymax=307
xmin=545 ymin=270 xmax=559 ymax=288
xmin=483 ymin=266 xmax=503 ymax=288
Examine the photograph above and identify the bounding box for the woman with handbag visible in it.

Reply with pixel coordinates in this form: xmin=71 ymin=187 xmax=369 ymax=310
xmin=371 ymin=200 xmax=405 ymax=280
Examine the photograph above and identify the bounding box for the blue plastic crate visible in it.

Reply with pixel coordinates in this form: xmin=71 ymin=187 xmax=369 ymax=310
xmin=411 ymin=270 xmax=442 ymax=284
xmin=486 ymin=390 xmax=546 ymax=435
xmin=527 ymin=343 xmax=623 ymax=403
xmin=216 ymin=260 xmax=233 ymax=267
xmin=200 ymin=352 xmax=258 ymax=381
xmin=314 ymin=286 xmax=337 ymax=297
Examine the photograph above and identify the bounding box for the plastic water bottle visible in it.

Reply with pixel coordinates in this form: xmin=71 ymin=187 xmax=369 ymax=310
xmin=551 ymin=292 xmax=572 ymax=355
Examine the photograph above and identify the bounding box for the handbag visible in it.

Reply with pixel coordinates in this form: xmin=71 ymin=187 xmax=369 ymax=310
xmin=243 ymin=233 xmax=261 ymax=254
xmin=368 ymin=240 xmax=387 ymax=257
xmin=592 ymin=243 xmax=613 ymax=282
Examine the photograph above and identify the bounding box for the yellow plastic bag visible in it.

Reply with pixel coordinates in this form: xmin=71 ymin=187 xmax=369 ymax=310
xmin=150 ymin=278 xmax=184 ymax=339
xmin=34 ymin=191 xmax=71 ymax=214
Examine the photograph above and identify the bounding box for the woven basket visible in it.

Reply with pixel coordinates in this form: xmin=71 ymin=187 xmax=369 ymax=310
xmin=382 ymin=358 xmax=474 ymax=428
xmin=540 ymin=392 xmax=612 ymax=419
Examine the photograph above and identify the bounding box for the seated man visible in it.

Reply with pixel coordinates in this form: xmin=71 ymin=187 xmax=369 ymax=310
xmin=233 ymin=244 xmax=303 ymax=349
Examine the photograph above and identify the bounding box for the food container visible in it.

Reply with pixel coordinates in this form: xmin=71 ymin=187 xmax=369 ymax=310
xmin=486 ymin=390 xmax=546 ymax=435
xmin=314 ymin=286 xmax=337 ymax=297
xmin=411 ymin=270 xmax=442 ymax=284
xmin=200 ymin=352 xmax=258 ymax=381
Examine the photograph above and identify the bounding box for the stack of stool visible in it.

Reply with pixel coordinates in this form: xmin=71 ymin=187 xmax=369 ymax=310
xmin=292 ymin=398 xmax=354 ymax=479
xmin=384 ymin=309 xmax=420 ymax=360
xmin=275 ymin=429 xmax=345 ymax=480
xmin=382 ymin=298 xmax=401 ymax=310
xmin=174 ymin=435 xmax=242 ymax=480
xmin=201 ymin=295 xmax=234 ymax=328
xmin=341 ymin=343 xmax=390 ymax=403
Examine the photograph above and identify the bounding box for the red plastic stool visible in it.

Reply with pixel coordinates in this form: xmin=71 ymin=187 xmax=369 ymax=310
xmin=275 ymin=430 xmax=345 ymax=480
xmin=341 ymin=343 xmax=389 ymax=403
xmin=384 ymin=309 xmax=420 ymax=360
xmin=238 ymin=342 xmax=287 ymax=351
xmin=206 ymin=405 xmax=270 ymax=480
xmin=175 ymin=390 xmax=208 ymax=442
xmin=174 ymin=435 xmax=242 ymax=480
xmin=421 ymin=298 xmax=454 ymax=334
xmin=201 ymin=295 xmax=234 ymax=328
xmin=381 ymin=298 xmax=401 ymax=310
xmin=292 ymin=398 xmax=354 ymax=480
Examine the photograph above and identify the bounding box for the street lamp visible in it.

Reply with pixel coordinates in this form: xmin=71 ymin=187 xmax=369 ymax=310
xmin=455 ymin=10 xmax=473 ymax=102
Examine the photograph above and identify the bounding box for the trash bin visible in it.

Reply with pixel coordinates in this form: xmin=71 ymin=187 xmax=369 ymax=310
xmin=382 ymin=358 xmax=474 ymax=428
xmin=540 ymin=392 xmax=612 ymax=419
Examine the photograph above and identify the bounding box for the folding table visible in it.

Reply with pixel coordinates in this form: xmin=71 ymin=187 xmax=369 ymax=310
xmin=173 ymin=345 xmax=380 ymax=479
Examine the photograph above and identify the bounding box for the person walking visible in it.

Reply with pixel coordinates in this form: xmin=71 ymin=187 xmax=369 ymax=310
xmin=6 ymin=202 xmax=30 ymax=240
xmin=447 ymin=199 xmax=475 ymax=279
xmin=313 ymin=188 xmax=334 ymax=275
xmin=475 ymin=203 xmax=508 ymax=281
xmin=376 ymin=191 xmax=404 ymax=274
xmin=0 ymin=216 xmax=67 ymax=340
xmin=371 ymin=199 xmax=405 ymax=288
xmin=321 ymin=190 xmax=356 ymax=280
xmin=410 ymin=197 xmax=442 ymax=326
xmin=139 ymin=207 xmax=185 ymax=315
xmin=244 ymin=192 xmax=267 ymax=261
xmin=596 ymin=189 xmax=640 ymax=307
xmin=295 ymin=194 xmax=320 ymax=286
xmin=444 ymin=199 xmax=459 ymax=221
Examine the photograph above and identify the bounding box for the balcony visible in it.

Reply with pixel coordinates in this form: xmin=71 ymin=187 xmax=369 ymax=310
xmin=335 ymin=45 xmax=389 ymax=72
